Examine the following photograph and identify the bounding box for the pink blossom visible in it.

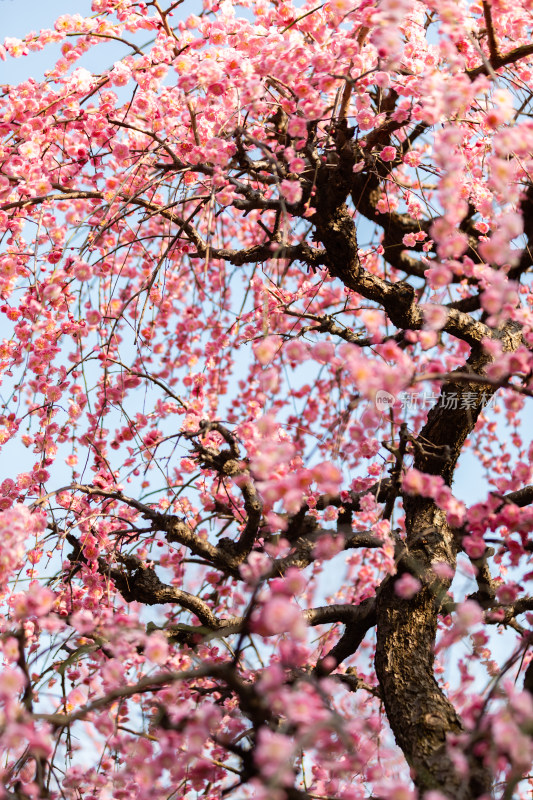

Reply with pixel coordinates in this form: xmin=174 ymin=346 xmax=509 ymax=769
xmin=10 ymin=583 xmax=55 ymax=618
xmin=109 ymin=62 xmax=132 ymax=87
xmin=444 ymin=496 xmax=466 ymax=527
xmin=356 ymin=109 xmax=375 ymax=130
xmin=403 ymin=151 xmax=421 ymax=167
xmin=86 ymin=309 xmax=101 ymax=326
xmin=66 ymin=686 xmax=88 ymax=710
xmin=280 ymin=179 xmax=302 ymax=204
xmin=254 ymin=729 xmax=294 ymax=784
xmin=489 ymin=155 xmax=517 ymax=194
xmin=253 ymin=336 xmax=278 ymax=365
xmin=284 ymin=339 xmax=308 ymax=362
xmin=455 ymin=600 xmax=484 ymax=630
xmin=496 ymin=582 xmax=520 ymax=605
xmin=0 ymin=2 xmax=532 ymax=794
xmin=259 ymin=367 xmax=279 ymax=393
xmin=19 ymin=140 xmax=41 ymax=160
xmin=0 ymin=175 xmax=11 ymax=196
xmin=402 ymin=232 xmax=417 ymax=247
xmin=479 ymin=235 xmax=515 ymax=267
xmin=217 ymin=185 xmax=237 ymax=205
xmin=313 ymin=533 xmax=344 ymax=560
xmin=289 ymin=157 xmax=306 ymax=174
xmin=395 ymin=574 xmax=421 ymax=598
xmin=0 ymin=667 xmax=25 ymax=698
xmin=425 ymin=264 xmax=453 ymax=288
xmin=374 ymin=71 xmax=390 ymax=88
xmin=287 ymin=117 xmax=307 ymax=138
xmin=70 ymin=609 xmax=96 ymax=633
xmin=2 ymin=637 xmax=19 ymax=663
xmin=311 ymin=341 xmax=335 ymax=363
xmin=144 ymin=631 xmax=169 ymax=665
xmin=253 ymin=596 xmax=305 ymax=638
xmin=239 ymin=551 xmax=271 ymax=585
xmin=33 ymin=468 xmax=50 ymax=483
xmin=499 ymin=211 xmax=523 ymax=239
xmin=380 ymin=146 xmax=396 ymax=162
xmin=0 ymin=505 xmax=39 ymax=589
xmin=402 ymin=469 xmax=449 ymax=503
xmin=422 ymin=304 xmax=448 ymax=331
xmin=112 ymin=143 xmax=130 ymax=163
xmin=431 ymin=561 xmax=455 ymax=580
xmin=67 ymin=67 xmax=94 ymax=93
xmin=484 ymin=88 xmax=514 ymax=128
xmin=419 ymin=331 xmax=438 ymax=350
xmin=311 ymin=461 xmax=343 ymax=494
xmin=491 ymin=714 xmax=532 ymax=770
xmin=401 ymin=468 xmax=425 ymax=496
xmin=329 ymin=0 xmax=355 ymax=13
xmin=73 ymin=260 xmax=93 ymax=281
xmin=462 ymin=535 xmax=486 ymax=559
xmin=251 ymin=440 xmax=295 ymax=480
xmin=270 ymin=567 xmax=306 ymax=596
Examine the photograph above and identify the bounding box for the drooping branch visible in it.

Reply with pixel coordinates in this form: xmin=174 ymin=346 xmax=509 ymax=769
xmin=184 ymin=423 xmax=263 ymax=560
xmin=104 ymin=553 xmax=234 ymax=629
xmin=71 ymin=483 xmax=242 ymax=575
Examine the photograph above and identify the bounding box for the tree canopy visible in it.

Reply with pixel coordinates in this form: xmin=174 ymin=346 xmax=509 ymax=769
xmin=1 ymin=1 xmax=533 ymax=798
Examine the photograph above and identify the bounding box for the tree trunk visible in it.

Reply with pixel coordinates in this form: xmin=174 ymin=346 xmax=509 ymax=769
xmin=375 ymin=327 xmax=522 ymax=798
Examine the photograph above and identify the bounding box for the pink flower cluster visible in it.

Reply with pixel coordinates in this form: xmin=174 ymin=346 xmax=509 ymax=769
xmin=252 ymin=569 xmax=307 ymax=639
xmin=436 ymin=599 xmax=484 ymax=652
xmin=0 ymin=505 xmax=43 ymax=590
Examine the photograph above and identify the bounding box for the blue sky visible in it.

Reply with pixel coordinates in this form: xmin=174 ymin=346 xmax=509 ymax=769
xmin=1 ymin=1 xmax=93 ymax=83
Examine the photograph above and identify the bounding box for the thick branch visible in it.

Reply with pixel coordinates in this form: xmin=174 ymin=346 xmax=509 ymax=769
xmin=314 ymin=598 xmax=377 ymax=675
xmin=305 ymin=601 xmax=376 ymax=627
xmin=497 ymin=485 xmax=533 ymax=508
xmin=467 ymin=43 xmax=533 ymax=79
xmin=106 ymin=554 xmax=230 ymax=629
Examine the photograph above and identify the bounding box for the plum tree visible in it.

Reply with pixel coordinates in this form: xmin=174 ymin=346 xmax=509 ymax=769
xmin=0 ymin=1 xmax=533 ymax=798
